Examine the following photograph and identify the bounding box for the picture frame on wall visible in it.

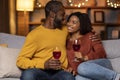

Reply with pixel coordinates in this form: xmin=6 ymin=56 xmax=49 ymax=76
xmin=94 ymin=11 xmax=104 ymax=23
xmin=106 ymin=26 xmax=120 ymax=40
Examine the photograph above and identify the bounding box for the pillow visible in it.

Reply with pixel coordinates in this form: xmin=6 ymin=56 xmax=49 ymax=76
xmin=109 ymin=58 xmax=120 ymax=73
xmin=0 ymin=44 xmax=8 ymax=47
xmin=0 ymin=46 xmax=21 ymax=78
xmin=102 ymin=39 xmax=120 ymax=59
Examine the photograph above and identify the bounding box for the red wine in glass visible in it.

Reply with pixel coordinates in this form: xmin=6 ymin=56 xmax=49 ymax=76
xmin=73 ymin=44 xmax=80 ymax=51
xmin=73 ymin=39 xmax=80 ymax=51
xmin=72 ymin=39 xmax=81 ymax=62
xmin=53 ymin=51 xmax=61 ymax=59
xmin=53 ymin=47 xmax=61 ymax=59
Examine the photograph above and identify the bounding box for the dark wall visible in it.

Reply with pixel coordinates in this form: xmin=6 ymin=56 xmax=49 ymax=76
xmin=0 ymin=0 xmax=10 ymax=33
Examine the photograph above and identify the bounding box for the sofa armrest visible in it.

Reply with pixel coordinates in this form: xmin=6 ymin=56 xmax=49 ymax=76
xmin=0 ymin=33 xmax=25 ymax=49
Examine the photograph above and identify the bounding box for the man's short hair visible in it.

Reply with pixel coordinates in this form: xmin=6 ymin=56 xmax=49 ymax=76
xmin=45 ymin=1 xmax=64 ymax=17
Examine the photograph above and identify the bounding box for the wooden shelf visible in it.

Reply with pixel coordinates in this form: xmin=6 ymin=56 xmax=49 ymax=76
xmin=17 ymin=6 xmax=120 ymax=36
xmin=92 ymin=23 xmax=120 ymax=26
xmin=35 ymin=6 xmax=120 ymax=9
xmin=65 ymin=6 xmax=120 ymax=9
xmin=29 ymin=22 xmax=41 ymax=25
xmin=34 ymin=6 xmax=44 ymax=9
xmin=29 ymin=22 xmax=120 ymax=27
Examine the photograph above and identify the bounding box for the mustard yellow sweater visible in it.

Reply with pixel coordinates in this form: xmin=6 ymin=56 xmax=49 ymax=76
xmin=16 ymin=25 xmax=68 ymax=69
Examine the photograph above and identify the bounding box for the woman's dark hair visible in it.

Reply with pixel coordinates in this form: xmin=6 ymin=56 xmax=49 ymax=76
xmin=45 ymin=1 xmax=64 ymax=18
xmin=67 ymin=12 xmax=93 ymax=35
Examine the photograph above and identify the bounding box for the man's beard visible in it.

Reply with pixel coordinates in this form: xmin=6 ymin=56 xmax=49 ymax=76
xmin=53 ymin=17 xmax=63 ymax=29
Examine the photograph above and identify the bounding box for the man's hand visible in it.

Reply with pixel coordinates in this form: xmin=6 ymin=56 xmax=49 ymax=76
xmin=89 ymin=32 xmax=101 ymax=42
xmin=44 ymin=58 xmax=61 ymax=70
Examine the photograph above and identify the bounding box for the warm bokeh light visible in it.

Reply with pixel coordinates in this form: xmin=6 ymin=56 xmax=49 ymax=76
xmin=107 ymin=0 xmax=120 ymax=8
xmin=16 ymin=0 xmax=34 ymax=11
xmin=68 ymin=0 xmax=89 ymax=7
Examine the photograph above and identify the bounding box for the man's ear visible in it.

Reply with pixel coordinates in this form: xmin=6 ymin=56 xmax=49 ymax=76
xmin=49 ymin=11 xmax=55 ymax=19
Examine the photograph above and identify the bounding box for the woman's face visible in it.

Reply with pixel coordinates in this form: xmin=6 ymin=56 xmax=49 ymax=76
xmin=67 ymin=15 xmax=80 ymax=33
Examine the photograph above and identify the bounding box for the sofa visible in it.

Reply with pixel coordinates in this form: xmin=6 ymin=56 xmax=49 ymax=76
xmin=0 ymin=33 xmax=25 ymax=80
xmin=0 ymin=32 xmax=120 ymax=80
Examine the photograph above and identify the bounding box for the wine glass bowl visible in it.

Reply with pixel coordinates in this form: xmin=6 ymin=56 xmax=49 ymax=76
xmin=72 ymin=39 xmax=81 ymax=62
xmin=73 ymin=39 xmax=80 ymax=51
xmin=53 ymin=47 xmax=61 ymax=59
xmin=53 ymin=51 xmax=61 ymax=59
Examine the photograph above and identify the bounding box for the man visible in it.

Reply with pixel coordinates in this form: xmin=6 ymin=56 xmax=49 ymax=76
xmin=16 ymin=1 xmax=75 ymax=80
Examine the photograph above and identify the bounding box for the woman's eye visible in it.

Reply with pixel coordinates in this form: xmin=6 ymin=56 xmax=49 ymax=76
xmin=73 ymin=21 xmax=77 ymax=24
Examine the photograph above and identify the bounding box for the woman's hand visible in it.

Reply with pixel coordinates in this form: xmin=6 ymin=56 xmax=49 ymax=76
xmin=74 ymin=52 xmax=84 ymax=61
xmin=75 ymin=52 xmax=89 ymax=61
xmin=84 ymin=56 xmax=88 ymax=61
xmin=75 ymin=52 xmax=83 ymax=59
xmin=65 ymin=67 xmax=76 ymax=76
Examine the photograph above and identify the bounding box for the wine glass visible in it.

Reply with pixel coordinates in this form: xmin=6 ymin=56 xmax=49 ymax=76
xmin=72 ymin=39 xmax=81 ymax=62
xmin=73 ymin=39 xmax=80 ymax=51
xmin=53 ymin=47 xmax=61 ymax=59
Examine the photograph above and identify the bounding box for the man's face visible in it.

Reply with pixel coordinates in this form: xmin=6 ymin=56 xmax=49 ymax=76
xmin=54 ymin=8 xmax=65 ymax=28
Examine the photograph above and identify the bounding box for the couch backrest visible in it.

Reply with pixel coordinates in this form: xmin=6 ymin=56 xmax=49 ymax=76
xmin=0 ymin=33 xmax=120 ymax=58
xmin=102 ymin=39 xmax=120 ymax=59
xmin=0 ymin=33 xmax=25 ymax=49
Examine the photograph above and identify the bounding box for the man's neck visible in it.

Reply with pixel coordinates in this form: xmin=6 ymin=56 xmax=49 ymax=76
xmin=44 ymin=24 xmax=54 ymax=29
xmin=43 ymin=18 xmax=54 ymax=29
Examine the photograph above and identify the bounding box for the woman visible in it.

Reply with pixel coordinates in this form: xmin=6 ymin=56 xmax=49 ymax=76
xmin=66 ymin=12 xmax=120 ymax=80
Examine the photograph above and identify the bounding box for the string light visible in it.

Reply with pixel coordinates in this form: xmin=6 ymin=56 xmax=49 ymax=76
xmin=107 ymin=0 xmax=120 ymax=8
xmin=68 ymin=0 xmax=89 ymax=7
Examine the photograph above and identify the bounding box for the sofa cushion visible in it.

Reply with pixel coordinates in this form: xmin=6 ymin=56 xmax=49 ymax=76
xmin=109 ymin=58 xmax=120 ymax=73
xmin=0 ymin=33 xmax=25 ymax=49
xmin=0 ymin=46 xmax=21 ymax=78
xmin=0 ymin=44 xmax=8 ymax=47
xmin=102 ymin=39 xmax=120 ymax=59
xmin=0 ymin=78 xmax=19 ymax=80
